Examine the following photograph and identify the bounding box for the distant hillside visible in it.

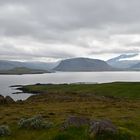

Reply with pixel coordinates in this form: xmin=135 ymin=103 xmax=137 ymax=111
xmin=54 ymin=57 xmax=115 ymax=71
xmin=107 ymin=54 xmax=140 ymax=69
xmin=0 ymin=60 xmax=59 ymax=71
xmin=0 ymin=67 xmax=49 ymax=75
xmin=130 ymin=63 xmax=140 ymax=70
xmin=0 ymin=60 xmax=17 ymax=70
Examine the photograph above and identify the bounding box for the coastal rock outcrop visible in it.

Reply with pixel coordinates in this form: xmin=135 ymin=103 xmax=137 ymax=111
xmin=89 ymin=119 xmax=118 ymax=136
xmin=61 ymin=116 xmax=90 ymax=130
xmin=0 ymin=95 xmax=5 ymax=104
xmin=5 ymin=96 xmax=15 ymax=103
xmin=0 ymin=95 xmax=15 ymax=104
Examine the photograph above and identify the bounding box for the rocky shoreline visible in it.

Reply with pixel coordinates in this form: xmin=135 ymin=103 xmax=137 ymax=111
xmin=0 ymin=95 xmax=15 ymax=104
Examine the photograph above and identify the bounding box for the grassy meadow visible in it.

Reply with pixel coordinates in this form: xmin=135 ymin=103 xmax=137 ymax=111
xmin=0 ymin=82 xmax=140 ymax=140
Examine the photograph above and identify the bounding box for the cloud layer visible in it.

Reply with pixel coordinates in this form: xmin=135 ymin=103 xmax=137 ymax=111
xmin=0 ymin=0 xmax=140 ymax=61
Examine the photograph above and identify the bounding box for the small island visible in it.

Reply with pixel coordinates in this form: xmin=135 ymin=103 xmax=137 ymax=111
xmin=0 ymin=67 xmax=50 ymax=75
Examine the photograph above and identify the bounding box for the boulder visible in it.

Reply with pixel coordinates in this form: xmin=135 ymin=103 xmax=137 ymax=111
xmin=89 ymin=119 xmax=117 ymax=136
xmin=0 ymin=125 xmax=11 ymax=136
xmin=61 ymin=116 xmax=90 ymax=130
xmin=5 ymin=96 xmax=15 ymax=103
xmin=0 ymin=95 xmax=15 ymax=104
xmin=0 ymin=95 xmax=5 ymax=104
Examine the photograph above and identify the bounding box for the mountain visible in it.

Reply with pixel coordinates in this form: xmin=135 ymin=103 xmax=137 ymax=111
xmin=0 ymin=67 xmax=49 ymax=75
xmin=130 ymin=63 xmax=140 ymax=70
xmin=54 ymin=57 xmax=115 ymax=71
xmin=0 ymin=60 xmax=18 ymax=70
xmin=0 ymin=60 xmax=59 ymax=71
xmin=107 ymin=54 xmax=140 ymax=69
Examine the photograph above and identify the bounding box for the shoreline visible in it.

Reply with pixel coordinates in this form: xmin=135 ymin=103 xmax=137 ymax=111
xmin=11 ymin=82 xmax=140 ymax=100
xmin=12 ymin=82 xmax=99 ymax=95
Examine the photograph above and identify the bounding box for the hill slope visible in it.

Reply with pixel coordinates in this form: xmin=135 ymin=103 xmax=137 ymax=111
xmin=107 ymin=54 xmax=140 ymax=69
xmin=0 ymin=67 xmax=49 ymax=75
xmin=54 ymin=57 xmax=115 ymax=71
xmin=0 ymin=60 xmax=17 ymax=70
xmin=0 ymin=60 xmax=58 ymax=71
xmin=130 ymin=63 xmax=140 ymax=70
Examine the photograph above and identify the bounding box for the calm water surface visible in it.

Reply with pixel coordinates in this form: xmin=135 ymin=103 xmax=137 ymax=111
xmin=0 ymin=72 xmax=140 ymax=100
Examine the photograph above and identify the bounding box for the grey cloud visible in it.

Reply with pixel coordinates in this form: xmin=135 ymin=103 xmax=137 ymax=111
xmin=0 ymin=40 xmax=78 ymax=62
xmin=127 ymin=41 xmax=140 ymax=47
xmin=1 ymin=0 xmax=140 ymax=37
xmin=0 ymin=0 xmax=140 ymax=61
xmin=89 ymin=47 xmax=140 ymax=55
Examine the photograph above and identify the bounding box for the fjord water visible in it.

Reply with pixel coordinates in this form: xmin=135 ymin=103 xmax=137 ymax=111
xmin=0 ymin=72 xmax=140 ymax=100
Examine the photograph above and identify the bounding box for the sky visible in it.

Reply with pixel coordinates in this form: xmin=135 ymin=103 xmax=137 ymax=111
xmin=0 ymin=0 xmax=140 ymax=62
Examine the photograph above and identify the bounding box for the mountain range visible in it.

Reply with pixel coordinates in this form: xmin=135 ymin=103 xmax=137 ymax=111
xmin=0 ymin=54 xmax=140 ymax=73
xmin=130 ymin=62 xmax=140 ymax=70
xmin=0 ymin=60 xmax=58 ymax=71
xmin=107 ymin=54 xmax=140 ymax=69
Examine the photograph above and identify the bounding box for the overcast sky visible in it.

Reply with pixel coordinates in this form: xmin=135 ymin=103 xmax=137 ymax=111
xmin=0 ymin=0 xmax=140 ymax=62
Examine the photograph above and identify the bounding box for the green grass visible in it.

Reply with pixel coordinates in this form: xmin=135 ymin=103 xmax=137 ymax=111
xmin=23 ymin=82 xmax=140 ymax=99
xmin=0 ymin=82 xmax=140 ymax=140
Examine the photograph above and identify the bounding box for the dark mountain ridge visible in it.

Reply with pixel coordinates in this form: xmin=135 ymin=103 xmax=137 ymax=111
xmin=54 ymin=57 xmax=116 ymax=71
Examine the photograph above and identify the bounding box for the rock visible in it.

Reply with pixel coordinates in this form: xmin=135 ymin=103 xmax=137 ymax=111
xmin=5 ymin=96 xmax=15 ymax=103
xmin=0 ymin=125 xmax=11 ymax=136
xmin=0 ymin=95 xmax=15 ymax=104
xmin=89 ymin=119 xmax=118 ymax=136
xmin=61 ymin=116 xmax=90 ymax=130
xmin=0 ymin=95 xmax=5 ymax=104
xmin=10 ymin=85 xmax=22 ymax=87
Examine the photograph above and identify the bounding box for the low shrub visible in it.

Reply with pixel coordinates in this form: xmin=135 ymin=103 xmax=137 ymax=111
xmin=18 ymin=115 xmax=53 ymax=130
xmin=117 ymin=127 xmax=136 ymax=140
xmin=52 ymin=133 xmax=74 ymax=140
xmin=0 ymin=125 xmax=11 ymax=136
xmin=91 ymin=127 xmax=136 ymax=140
xmin=92 ymin=130 xmax=117 ymax=140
